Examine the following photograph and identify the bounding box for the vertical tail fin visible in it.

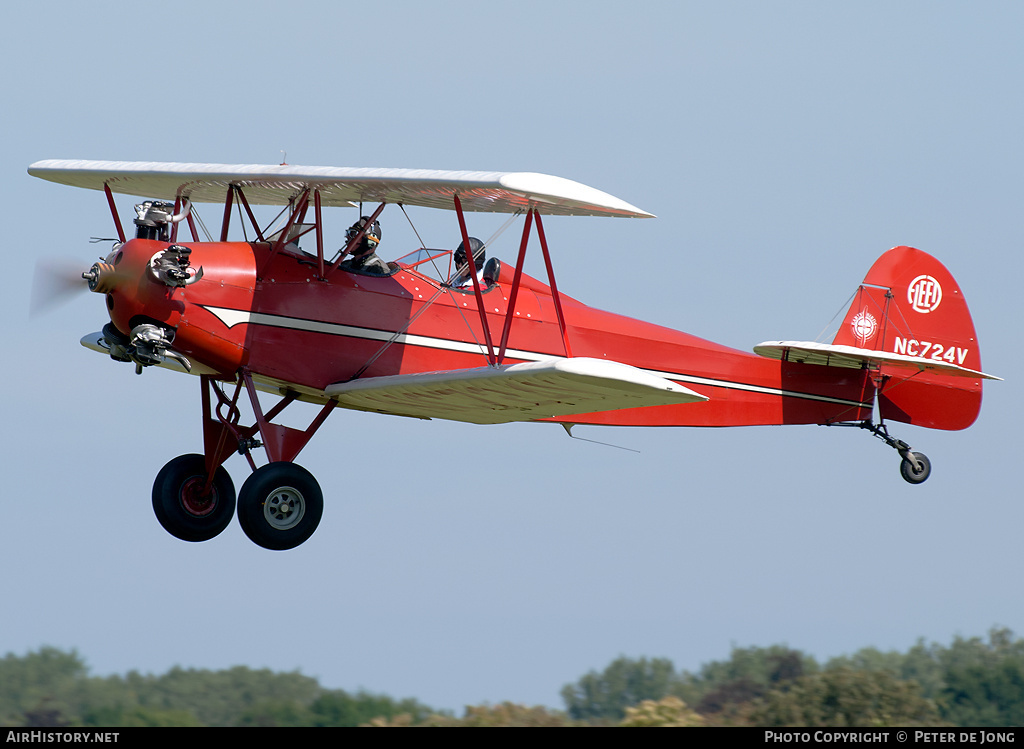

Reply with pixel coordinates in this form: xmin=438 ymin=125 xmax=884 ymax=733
xmin=833 ymin=246 xmax=986 ymax=430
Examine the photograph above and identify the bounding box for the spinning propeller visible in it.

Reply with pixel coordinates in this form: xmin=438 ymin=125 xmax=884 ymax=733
xmin=31 ymin=258 xmax=94 ymax=315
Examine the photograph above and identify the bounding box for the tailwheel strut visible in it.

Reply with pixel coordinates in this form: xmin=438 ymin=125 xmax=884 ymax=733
xmin=836 ymin=420 xmax=931 ymax=485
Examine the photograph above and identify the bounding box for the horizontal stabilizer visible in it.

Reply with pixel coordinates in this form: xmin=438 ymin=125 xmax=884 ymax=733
xmin=325 ymin=357 xmax=707 ymax=424
xmin=753 ymin=341 xmax=1001 ymax=381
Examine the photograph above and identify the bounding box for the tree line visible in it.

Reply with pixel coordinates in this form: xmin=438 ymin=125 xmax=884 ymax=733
xmin=561 ymin=627 xmax=1024 ymax=726
xmin=2 ymin=627 xmax=1021 ymax=727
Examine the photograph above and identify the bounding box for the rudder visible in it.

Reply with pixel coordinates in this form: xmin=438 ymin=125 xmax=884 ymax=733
xmin=833 ymin=246 xmax=985 ymax=430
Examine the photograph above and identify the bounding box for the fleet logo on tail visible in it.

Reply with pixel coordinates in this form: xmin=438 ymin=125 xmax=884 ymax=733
xmin=851 ymin=311 xmax=878 ymax=344
xmin=908 ymin=275 xmax=943 ymax=313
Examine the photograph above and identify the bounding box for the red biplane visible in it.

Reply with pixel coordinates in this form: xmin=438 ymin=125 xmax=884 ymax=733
xmin=28 ymin=160 xmax=999 ymax=550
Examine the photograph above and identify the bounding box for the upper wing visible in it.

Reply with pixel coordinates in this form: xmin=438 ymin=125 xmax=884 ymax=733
xmin=754 ymin=340 xmax=1002 ymax=380
xmin=324 ymin=357 xmax=706 ymax=424
xmin=27 ymin=160 xmax=654 ymax=218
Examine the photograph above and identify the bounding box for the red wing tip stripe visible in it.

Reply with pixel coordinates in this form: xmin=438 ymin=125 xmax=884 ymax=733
xmin=200 ymin=305 xmax=871 ymax=409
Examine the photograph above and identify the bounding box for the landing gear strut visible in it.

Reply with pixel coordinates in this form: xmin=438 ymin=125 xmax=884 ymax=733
xmin=838 ymin=420 xmax=931 ymax=485
xmin=148 ymin=372 xmax=336 ymax=549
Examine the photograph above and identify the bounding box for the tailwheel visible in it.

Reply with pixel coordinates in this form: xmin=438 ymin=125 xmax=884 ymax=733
xmin=237 ymin=462 xmax=323 ymax=550
xmin=899 ymin=451 xmax=931 ymax=485
xmin=833 ymin=419 xmax=933 ymax=485
xmin=152 ymin=454 xmax=236 ymax=542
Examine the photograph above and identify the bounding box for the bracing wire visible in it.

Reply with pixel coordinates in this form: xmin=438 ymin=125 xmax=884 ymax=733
xmin=349 ymin=207 xmax=527 ymax=380
xmin=814 ymin=288 xmax=857 ymax=342
xmin=191 ymin=206 xmax=213 ymax=242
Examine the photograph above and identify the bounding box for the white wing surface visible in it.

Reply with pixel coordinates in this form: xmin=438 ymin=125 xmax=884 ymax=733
xmin=324 ymin=357 xmax=706 ymax=424
xmin=28 ymin=160 xmax=654 ymax=218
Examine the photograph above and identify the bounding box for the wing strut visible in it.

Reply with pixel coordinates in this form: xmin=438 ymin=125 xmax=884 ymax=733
xmin=219 ymin=185 xmax=234 ymax=241
xmin=493 ymin=208 xmax=573 ymax=364
xmin=218 ymin=185 xmax=274 ymax=244
xmin=184 ymin=200 xmax=201 ymax=241
xmin=454 ymin=194 xmax=497 ymax=366
xmin=236 ymin=186 xmax=267 ymax=242
xmin=497 ymin=209 xmax=533 ymax=362
xmin=534 ymin=211 xmax=573 ymax=359
xmin=103 ymin=183 xmax=126 ymax=244
xmin=170 ymin=195 xmax=183 ymax=242
xmin=314 ymin=189 xmax=325 ymax=278
xmin=259 ymin=188 xmax=310 ymax=278
xmin=447 ymin=201 xmax=579 ymax=367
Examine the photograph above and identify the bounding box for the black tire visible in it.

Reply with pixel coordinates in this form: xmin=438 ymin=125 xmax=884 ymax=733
xmin=152 ymin=454 xmax=236 ymax=542
xmin=900 ymin=452 xmax=931 ymax=485
xmin=237 ymin=463 xmax=323 ymax=551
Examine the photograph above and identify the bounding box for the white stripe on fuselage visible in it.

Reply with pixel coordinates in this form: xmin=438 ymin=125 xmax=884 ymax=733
xmin=199 ymin=305 xmax=870 ymax=409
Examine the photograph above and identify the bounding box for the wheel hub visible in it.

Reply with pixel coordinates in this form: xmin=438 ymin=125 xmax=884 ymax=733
xmin=179 ymin=477 xmax=217 ymax=517
xmin=263 ymin=487 xmax=305 ymax=530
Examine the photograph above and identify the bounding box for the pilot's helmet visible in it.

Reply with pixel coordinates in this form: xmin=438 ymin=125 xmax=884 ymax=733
xmin=347 ymin=217 xmax=382 ymax=250
xmin=454 ymin=237 xmax=485 ymax=268
xmin=364 ymin=218 xmax=381 ymax=249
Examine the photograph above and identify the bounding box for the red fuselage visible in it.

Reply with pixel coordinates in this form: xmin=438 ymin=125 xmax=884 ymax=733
xmin=105 ymin=238 xmax=874 ymax=428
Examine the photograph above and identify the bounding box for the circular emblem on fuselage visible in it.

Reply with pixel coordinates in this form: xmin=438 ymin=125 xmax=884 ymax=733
xmin=851 ymin=311 xmax=878 ymax=344
xmin=907 ymin=275 xmax=943 ymax=313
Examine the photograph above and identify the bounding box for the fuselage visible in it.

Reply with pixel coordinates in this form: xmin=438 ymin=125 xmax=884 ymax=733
xmin=102 ymin=238 xmax=875 ymax=428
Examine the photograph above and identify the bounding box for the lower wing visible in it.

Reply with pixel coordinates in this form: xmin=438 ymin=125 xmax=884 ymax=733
xmin=324 ymin=357 xmax=707 ymax=424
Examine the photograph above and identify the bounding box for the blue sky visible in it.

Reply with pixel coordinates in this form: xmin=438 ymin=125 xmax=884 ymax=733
xmin=3 ymin=1 xmax=1021 ymax=711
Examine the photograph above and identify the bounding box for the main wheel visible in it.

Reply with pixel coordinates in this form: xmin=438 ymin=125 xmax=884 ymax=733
xmin=900 ymin=452 xmax=931 ymax=485
xmin=237 ymin=462 xmax=323 ymax=551
xmin=152 ymin=454 xmax=236 ymax=542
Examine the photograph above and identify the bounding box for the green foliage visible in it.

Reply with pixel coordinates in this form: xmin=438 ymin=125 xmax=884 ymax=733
xmin=122 ymin=665 xmax=322 ymax=727
xmin=560 ymin=656 xmax=679 ymax=722
xmin=413 ymin=703 xmax=573 ymax=727
xmin=0 ymin=647 xmax=89 ymax=727
xmin=563 ymin=632 xmax=1024 ymax=728
xmin=229 ymin=689 xmax=439 ymax=727
xmin=4 ymin=629 xmax=1023 ymax=728
xmin=937 ymin=629 xmax=1024 ymax=727
xmin=826 ymin=646 xmax=905 ymax=676
xmin=619 ymin=697 xmax=704 ymax=727
xmin=752 ymin=667 xmax=943 ymax=727
xmin=680 ymin=645 xmax=816 ymax=723
xmin=690 ymin=644 xmax=818 ymax=690
xmin=236 ymin=700 xmax=313 ymax=727
xmin=309 ymin=690 xmax=436 ymax=727
xmin=824 ymin=627 xmax=1024 ymax=727
xmin=0 ymin=648 xmax=434 ymax=727
xmin=82 ymin=705 xmax=203 ymax=727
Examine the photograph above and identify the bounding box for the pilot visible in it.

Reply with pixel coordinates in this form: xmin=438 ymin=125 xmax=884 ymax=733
xmin=451 ymin=237 xmax=486 ymax=288
xmin=344 ymin=216 xmax=389 ymax=275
